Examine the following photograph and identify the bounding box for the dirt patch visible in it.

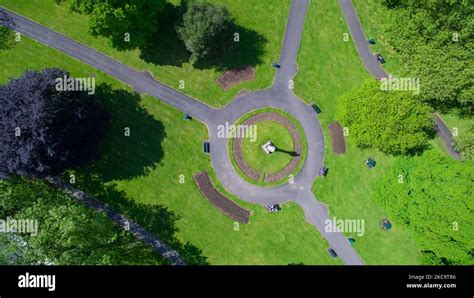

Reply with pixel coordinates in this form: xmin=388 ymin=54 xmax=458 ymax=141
xmin=216 ymin=66 xmax=255 ymax=91
xmin=232 ymin=112 xmax=302 ymax=183
xmin=328 ymin=121 xmax=346 ymax=154
xmin=193 ymin=171 xmax=250 ymax=223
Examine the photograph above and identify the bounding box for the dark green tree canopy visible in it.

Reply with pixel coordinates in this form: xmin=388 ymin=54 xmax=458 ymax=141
xmin=379 ymin=0 xmax=473 ymax=114
xmin=56 ymin=0 xmax=165 ymax=49
xmin=336 ymin=79 xmax=435 ymax=155
xmin=375 ymin=150 xmax=474 ymax=265
xmin=0 ymin=68 xmax=108 ymax=178
xmin=176 ymin=1 xmax=233 ymax=64
xmin=0 ymin=26 xmax=15 ymax=50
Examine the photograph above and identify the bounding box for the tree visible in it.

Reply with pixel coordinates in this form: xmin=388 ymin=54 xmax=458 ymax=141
xmin=379 ymin=0 xmax=474 ymax=114
xmin=374 ymin=150 xmax=474 ymax=265
xmin=56 ymin=0 xmax=165 ymax=49
xmin=0 ymin=178 xmax=166 ymax=265
xmin=454 ymin=128 xmax=474 ymax=160
xmin=0 ymin=26 xmax=15 ymax=50
xmin=0 ymin=69 xmax=108 ymax=178
xmin=336 ymin=79 xmax=435 ymax=155
xmin=176 ymin=1 xmax=233 ymax=64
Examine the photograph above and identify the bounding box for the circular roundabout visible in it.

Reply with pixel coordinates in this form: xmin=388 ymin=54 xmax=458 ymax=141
xmin=229 ymin=109 xmax=307 ymax=186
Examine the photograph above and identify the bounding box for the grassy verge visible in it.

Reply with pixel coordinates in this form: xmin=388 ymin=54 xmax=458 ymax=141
xmin=0 ymin=36 xmax=340 ymax=265
xmin=0 ymin=0 xmax=289 ymax=107
xmin=294 ymin=0 xmax=422 ymax=264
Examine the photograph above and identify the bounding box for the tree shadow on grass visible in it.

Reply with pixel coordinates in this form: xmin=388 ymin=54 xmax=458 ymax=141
xmin=139 ymin=2 xmax=190 ymax=66
xmin=139 ymin=2 xmax=268 ymax=72
xmin=193 ymin=24 xmax=268 ymax=72
xmin=73 ymin=172 xmax=208 ymax=265
xmin=71 ymin=84 xmax=208 ymax=264
xmin=88 ymin=84 xmax=165 ymax=181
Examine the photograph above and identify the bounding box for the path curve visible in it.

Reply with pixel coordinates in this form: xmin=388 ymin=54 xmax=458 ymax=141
xmin=338 ymin=0 xmax=388 ymax=79
xmin=0 ymin=0 xmax=364 ymax=265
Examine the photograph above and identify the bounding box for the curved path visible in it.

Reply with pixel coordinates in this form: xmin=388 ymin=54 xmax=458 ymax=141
xmin=0 ymin=1 xmax=364 ymax=265
xmin=338 ymin=0 xmax=388 ymax=79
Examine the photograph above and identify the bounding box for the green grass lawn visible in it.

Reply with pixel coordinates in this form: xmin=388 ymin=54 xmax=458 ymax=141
xmin=242 ymin=120 xmax=294 ymax=176
xmin=0 ymin=0 xmax=289 ymax=107
xmin=0 ymin=36 xmax=341 ymax=265
xmin=294 ymin=0 xmax=422 ymax=264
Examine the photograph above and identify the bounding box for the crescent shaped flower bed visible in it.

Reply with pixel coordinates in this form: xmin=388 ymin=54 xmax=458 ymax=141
xmin=193 ymin=171 xmax=250 ymax=223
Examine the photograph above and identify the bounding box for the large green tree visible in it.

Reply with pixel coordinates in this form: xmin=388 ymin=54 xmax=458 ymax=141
xmin=0 ymin=178 xmax=165 ymax=265
xmin=336 ymin=79 xmax=435 ymax=155
xmin=57 ymin=0 xmax=165 ymax=49
xmin=374 ymin=150 xmax=474 ymax=265
xmin=380 ymin=0 xmax=473 ymax=114
xmin=176 ymin=1 xmax=233 ymax=64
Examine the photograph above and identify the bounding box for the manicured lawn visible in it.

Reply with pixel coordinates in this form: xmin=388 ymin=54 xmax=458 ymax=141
xmin=294 ymin=0 xmax=422 ymax=264
xmin=0 ymin=36 xmax=341 ymax=265
xmin=0 ymin=0 xmax=289 ymax=107
xmin=242 ymin=120 xmax=294 ymax=176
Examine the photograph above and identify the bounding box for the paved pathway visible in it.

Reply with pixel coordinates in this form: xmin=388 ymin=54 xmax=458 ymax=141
xmin=1 ymin=0 xmax=364 ymax=265
xmin=338 ymin=0 xmax=460 ymax=160
xmin=433 ymin=114 xmax=461 ymax=160
xmin=338 ymin=0 xmax=388 ymax=79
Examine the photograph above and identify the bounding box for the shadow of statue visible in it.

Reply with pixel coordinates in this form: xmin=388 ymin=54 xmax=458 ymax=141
xmin=275 ymin=148 xmax=300 ymax=157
